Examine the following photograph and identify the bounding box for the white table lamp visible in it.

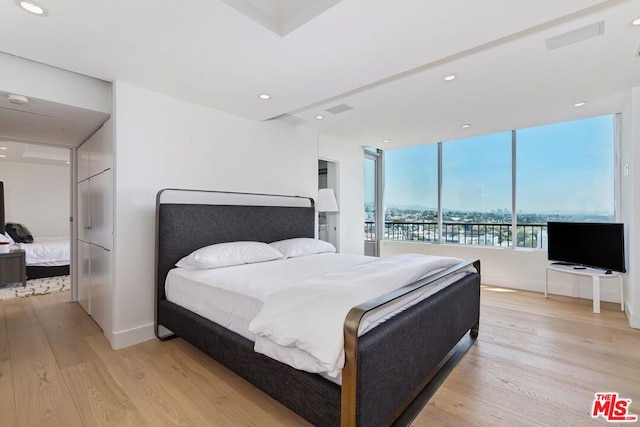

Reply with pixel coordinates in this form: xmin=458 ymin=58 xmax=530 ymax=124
xmin=316 ymin=188 xmax=339 ymax=212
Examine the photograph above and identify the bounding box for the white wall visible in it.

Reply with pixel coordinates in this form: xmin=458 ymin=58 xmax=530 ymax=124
xmin=620 ymin=86 xmax=640 ymax=328
xmin=380 ymin=241 xmax=623 ymax=303
xmin=318 ymin=134 xmax=365 ymax=255
xmin=0 ymin=161 xmax=70 ymax=237
xmin=111 ymin=81 xmax=319 ymax=348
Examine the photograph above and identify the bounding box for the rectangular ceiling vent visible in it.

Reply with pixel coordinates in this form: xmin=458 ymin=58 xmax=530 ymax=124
xmin=545 ymin=21 xmax=604 ymax=51
xmin=269 ymin=113 xmax=307 ymax=126
xmin=325 ymin=103 xmax=353 ymax=114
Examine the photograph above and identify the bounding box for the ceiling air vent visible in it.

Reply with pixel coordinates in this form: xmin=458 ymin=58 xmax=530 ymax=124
xmin=545 ymin=21 xmax=604 ymax=51
xmin=325 ymin=103 xmax=353 ymax=114
xmin=269 ymin=113 xmax=307 ymax=126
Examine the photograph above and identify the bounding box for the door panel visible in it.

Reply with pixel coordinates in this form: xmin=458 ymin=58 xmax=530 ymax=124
xmin=77 ymin=241 xmax=90 ymax=312
xmin=89 ymin=170 xmax=113 ymax=250
xmin=89 ymin=244 xmax=111 ymax=331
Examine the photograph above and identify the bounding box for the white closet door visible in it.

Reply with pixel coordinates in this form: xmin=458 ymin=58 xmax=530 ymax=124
xmin=77 ymin=240 xmax=91 ymax=312
xmin=78 ymin=143 xmax=91 ymax=182
xmin=89 ymin=243 xmax=111 ymax=331
xmin=78 ymin=179 xmax=91 ymax=243
xmin=89 ymin=170 xmax=113 ymax=250
xmin=88 ymin=125 xmax=112 ymax=177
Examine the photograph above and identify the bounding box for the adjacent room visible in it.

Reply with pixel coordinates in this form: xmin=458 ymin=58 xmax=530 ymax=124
xmin=0 ymin=142 xmax=72 ymax=295
xmin=0 ymin=0 xmax=639 ymax=426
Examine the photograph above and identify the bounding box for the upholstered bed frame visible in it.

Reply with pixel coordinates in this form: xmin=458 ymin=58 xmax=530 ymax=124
xmin=155 ymin=189 xmax=481 ymax=426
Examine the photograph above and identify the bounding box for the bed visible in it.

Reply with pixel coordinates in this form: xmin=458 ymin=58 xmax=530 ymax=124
xmin=0 ymin=182 xmax=70 ymax=280
xmin=18 ymin=237 xmax=70 ymax=279
xmin=155 ymin=189 xmax=481 ymax=426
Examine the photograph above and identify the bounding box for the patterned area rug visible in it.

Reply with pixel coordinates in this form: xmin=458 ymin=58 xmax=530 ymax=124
xmin=0 ymin=275 xmax=70 ymax=301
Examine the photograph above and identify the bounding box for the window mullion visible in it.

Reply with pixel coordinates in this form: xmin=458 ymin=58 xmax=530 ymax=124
xmin=512 ymin=129 xmax=517 ymax=249
xmin=437 ymin=141 xmax=443 ymax=244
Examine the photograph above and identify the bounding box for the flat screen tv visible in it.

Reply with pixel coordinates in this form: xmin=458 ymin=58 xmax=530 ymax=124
xmin=547 ymin=222 xmax=626 ymax=273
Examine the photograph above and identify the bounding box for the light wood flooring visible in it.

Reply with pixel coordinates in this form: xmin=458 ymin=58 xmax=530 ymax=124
xmin=0 ymin=286 xmax=638 ymax=426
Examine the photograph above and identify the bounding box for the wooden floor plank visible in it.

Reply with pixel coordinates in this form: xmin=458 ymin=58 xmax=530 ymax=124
xmin=86 ymin=334 xmax=219 ymax=427
xmin=30 ymin=292 xmax=99 ymax=369
xmin=61 ymin=359 xmax=147 ymax=427
xmin=5 ymin=298 xmax=83 ymax=426
xmin=57 ymin=298 xmax=103 ymax=339
xmin=144 ymin=338 xmax=310 ymax=426
xmin=0 ymin=304 xmax=18 ymax=427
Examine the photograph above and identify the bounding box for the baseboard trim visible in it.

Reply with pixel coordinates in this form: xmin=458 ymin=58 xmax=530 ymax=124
xmin=110 ymin=323 xmax=156 ymax=350
xmin=625 ymin=301 xmax=640 ymax=329
xmin=482 ymin=274 xmax=623 ymax=303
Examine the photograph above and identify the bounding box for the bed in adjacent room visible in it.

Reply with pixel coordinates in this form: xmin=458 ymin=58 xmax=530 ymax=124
xmin=0 ymin=182 xmax=70 ymax=280
xmin=155 ymin=189 xmax=481 ymax=427
xmin=14 ymin=235 xmax=70 ymax=279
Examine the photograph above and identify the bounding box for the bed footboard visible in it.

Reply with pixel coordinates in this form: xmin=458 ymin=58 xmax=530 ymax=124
xmin=342 ymin=260 xmax=481 ymax=426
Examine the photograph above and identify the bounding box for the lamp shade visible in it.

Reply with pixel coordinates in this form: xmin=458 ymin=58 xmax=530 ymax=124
xmin=316 ymin=188 xmax=339 ymax=212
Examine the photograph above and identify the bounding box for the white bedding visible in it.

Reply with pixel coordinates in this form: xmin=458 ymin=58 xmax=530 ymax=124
xmin=249 ymin=254 xmax=474 ymax=379
xmin=16 ymin=237 xmax=70 ymax=266
xmin=165 ymin=253 xmax=475 ymax=380
xmin=165 ymin=253 xmax=375 ymax=341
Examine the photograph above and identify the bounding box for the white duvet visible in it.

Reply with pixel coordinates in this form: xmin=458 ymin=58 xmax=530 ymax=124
xmin=16 ymin=237 xmax=70 ymax=265
xmin=248 ymin=254 xmax=474 ymax=379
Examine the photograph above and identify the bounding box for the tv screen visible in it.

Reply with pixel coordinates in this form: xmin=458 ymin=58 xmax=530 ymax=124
xmin=547 ymin=222 xmax=626 ymax=273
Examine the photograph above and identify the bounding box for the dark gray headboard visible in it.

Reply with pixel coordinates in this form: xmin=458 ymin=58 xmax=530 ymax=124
xmin=155 ymin=189 xmax=315 ymax=302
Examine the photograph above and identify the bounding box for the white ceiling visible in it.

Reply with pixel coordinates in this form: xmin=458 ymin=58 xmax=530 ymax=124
xmin=0 ymin=90 xmax=109 ymax=148
xmin=0 ymin=140 xmax=70 ymax=167
xmin=0 ymin=0 xmax=639 ymax=149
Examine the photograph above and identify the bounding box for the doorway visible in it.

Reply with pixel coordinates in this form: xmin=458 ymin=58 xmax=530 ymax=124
xmin=318 ymin=159 xmax=339 ymax=250
xmin=364 ymin=148 xmax=382 ymax=256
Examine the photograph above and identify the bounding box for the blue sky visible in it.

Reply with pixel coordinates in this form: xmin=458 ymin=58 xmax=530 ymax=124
xmin=380 ymin=114 xmax=615 ymax=215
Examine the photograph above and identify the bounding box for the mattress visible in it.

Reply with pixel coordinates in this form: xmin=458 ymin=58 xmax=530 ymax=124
xmin=165 ymin=253 xmax=374 ymax=341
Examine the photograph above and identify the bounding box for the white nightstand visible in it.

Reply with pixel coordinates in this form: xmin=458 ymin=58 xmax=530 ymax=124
xmin=545 ymin=263 xmax=624 ymax=314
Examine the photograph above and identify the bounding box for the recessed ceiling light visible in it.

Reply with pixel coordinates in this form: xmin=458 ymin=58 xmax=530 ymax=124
xmin=573 ymin=101 xmax=587 ymax=107
xmin=461 ymin=124 xmax=471 ymax=128
xmin=315 ymin=115 xmax=324 ymax=120
xmin=258 ymin=93 xmax=270 ymax=100
xmin=16 ymin=0 xmax=47 ymax=15
xmin=443 ymin=74 xmax=457 ymax=81
xmin=66 ymin=161 xmax=70 ymax=164
xmin=383 ymin=139 xmax=391 ymax=143
xmin=0 ymin=154 xmax=6 ymax=158
xmin=632 ymin=17 xmax=640 ymax=26
xmin=0 ymin=147 xmax=7 ymax=150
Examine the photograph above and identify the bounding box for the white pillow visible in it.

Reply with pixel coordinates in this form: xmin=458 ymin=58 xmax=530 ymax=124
xmin=176 ymin=241 xmax=284 ymax=269
xmin=269 ymin=238 xmax=336 ymax=258
xmin=0 ymin=233 xmax=9 ymax=243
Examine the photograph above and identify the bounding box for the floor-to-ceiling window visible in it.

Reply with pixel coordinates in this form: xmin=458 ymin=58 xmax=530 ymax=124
xmin=384 ymin=144 xmax=438 ymax=242
xmin=380 ymin=114 xmax=616 ymax=248
xmin=441 ymin=132 xmax=512 ymax=246
xmin=516 ymin=116 xmax=615 ymax=248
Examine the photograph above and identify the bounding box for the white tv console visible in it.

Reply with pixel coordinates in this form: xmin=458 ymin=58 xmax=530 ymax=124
xmin=545 ymin=263 xmax=624 ymax=314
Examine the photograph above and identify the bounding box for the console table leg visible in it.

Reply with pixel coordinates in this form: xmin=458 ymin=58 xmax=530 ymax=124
xmin=545 ymin=268 xmax=549 ymax=298
xmin=592 ymin=276 xmax=600 ymax=314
